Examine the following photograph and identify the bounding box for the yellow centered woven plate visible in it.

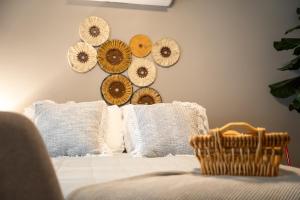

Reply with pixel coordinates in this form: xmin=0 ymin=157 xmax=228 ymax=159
xmin=79 ymin=16 xmax=110 ymax=47
xmin=131 ymin=87 xmax=162 ymax=105
xmin=101 ymin=74 xmax=133 ymax=106
xmin=152 ymin=38 xmax=180 ymax=67
xmin=129 ymin=34 xmax=152 ymax=58
xmin=67 ymin=42 xmax=97 ymax=73
xmin=98 ymin=40 xmax=132 ymax=74
xmin=128 ymin=58 xmax=156 ymax=87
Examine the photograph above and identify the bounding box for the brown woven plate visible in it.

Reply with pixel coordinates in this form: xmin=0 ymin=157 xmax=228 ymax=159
xmin=129 ymin=34 xmax=152 ymax=58
xmin=101 ymin=74 xmax=133 ymax=105
xmin=98 ymin=40 xmax=132 ymax=74
xmin=131 ymin=87 xmax=162 ymax=105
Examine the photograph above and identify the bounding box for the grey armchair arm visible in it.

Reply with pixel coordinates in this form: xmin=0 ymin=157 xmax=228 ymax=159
xmin=0 ymin=112 xmax=64 ymax=200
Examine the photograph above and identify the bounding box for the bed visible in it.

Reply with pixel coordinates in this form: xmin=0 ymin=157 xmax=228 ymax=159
xmin=23 ymin=100 xmax=300 ymax=200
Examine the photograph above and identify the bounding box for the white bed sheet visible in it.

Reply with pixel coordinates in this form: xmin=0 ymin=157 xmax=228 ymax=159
xmin=52 ymin=154 xmax=199 ymax=197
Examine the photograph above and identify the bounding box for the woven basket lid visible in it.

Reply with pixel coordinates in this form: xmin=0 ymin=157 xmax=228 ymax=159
xmin=67 ymin=42 xmax=97 ymax=73
xmin=79 ymin=16 xmax=110 ymax=47
xmin=101 ymin=74 xmax=133 ymax=106
xmin=128 ymin=58 xmax=156 ymax=87
xmin=152 ymin=38 xmax=180 ymax=67
xmin=129 ymin=34 xmax=152 ymax=58
xmin=131 ymin=87 xmax=162 ymax=105
xmin=98 ymin=40 xmax=132 ymax=74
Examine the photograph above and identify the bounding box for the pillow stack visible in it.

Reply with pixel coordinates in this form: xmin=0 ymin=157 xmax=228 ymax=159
xmin=24 ymin=101 xmax=209 ymax=157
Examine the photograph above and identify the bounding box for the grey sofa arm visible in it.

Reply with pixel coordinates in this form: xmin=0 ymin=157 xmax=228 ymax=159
xmin=0 ymin=112 xmax=64 ymax=200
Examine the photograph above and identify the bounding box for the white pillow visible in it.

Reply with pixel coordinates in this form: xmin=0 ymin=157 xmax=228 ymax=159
xmin=23 ymin=100 xmax=55 ymax=121
xmin=122 ymin=105 xmax=140 ymax=153
xmin=101 ymin=105 xmax=125 ymax=153
xmin=23 ymin=100 xmax=75 ymax=122
xmin=123 ymin=102 xmax=209 ymax=157
xmin=24 ymin=100 xmax=108 ymax=156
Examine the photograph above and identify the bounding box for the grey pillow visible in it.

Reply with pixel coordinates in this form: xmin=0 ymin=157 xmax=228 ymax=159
xmin=34 ymin=101 xmax=106 ymax=157
xmin=123 ymin=102 xmax=209 ymax=157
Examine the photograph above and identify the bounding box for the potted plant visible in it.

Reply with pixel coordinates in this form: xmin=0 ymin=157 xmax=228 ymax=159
xmin=269 ymin=8 xmax=300 ymax=112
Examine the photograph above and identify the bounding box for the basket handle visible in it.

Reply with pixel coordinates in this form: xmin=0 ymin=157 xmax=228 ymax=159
xmin=219 ymin=122 xmax=259 ymax=134
xmin=214 ymin=122 xmax=265 ymax=163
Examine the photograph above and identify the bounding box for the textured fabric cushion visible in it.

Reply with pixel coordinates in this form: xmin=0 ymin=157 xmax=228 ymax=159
xmin=123 ymin=102 xmax=209 ymax=157
xmin=34 ymin=101 xmax=107 ymax=157
xmin=101 ymin=105 xmax=125 ymax=153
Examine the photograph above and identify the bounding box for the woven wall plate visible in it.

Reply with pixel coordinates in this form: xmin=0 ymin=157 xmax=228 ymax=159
xmin=79 ymin=16 xmax=110 ymax=47
xmin=129 ymin=34 xmax=152 ymax=58
xmin=152 ymin=38 xmax=180 ymax=67
xmin=128 ymin=58 xmax=156 ymax=87
xmin=101 ymin=74 xmax=133 ymax=106
xmin=67 ymin=42 xmax=97 ymax=73
xmin=98 ymin=40 xmax=132 ymax=74
xmin=131 ymin=87 xmax=162 ymax=105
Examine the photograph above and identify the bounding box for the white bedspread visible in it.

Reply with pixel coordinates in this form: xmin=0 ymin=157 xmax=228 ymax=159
xmin=53 ymin=154 xmax=300 ymax=199
xmin=52 ymin=154 xmax=199 ymax=197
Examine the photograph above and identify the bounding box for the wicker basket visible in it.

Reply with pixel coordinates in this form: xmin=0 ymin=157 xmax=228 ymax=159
xmin=190 ymin=122 xmax=290 ymax=176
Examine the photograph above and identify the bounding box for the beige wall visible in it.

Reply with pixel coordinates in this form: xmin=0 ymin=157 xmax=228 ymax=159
xmin=1 ymin=0 xmax=300 ymax=166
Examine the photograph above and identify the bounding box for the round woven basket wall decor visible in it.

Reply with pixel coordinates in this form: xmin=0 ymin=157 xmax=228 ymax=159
xmin=79 ymin=16 xmax=110 ymax=46
xmin=128 ymin=58 xmax=156 ymax=87
xmin=98 ymin=40 xmax=132 ymax=74
xmin=67 ymin=42 xmax=97 ymax=73
xmin=152 ymin=38 xmax=180 ymax=67
xmin=129 ymin=34 xmax=152 ymax=58
xmin=131 ymin=87 xmax=162 ymax=105
xmin=101 ymin=74 xmax=133 ymax=106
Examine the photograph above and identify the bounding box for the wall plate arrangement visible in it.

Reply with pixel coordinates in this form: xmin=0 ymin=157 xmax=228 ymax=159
xmin=129 ymin=34 xmax=152 ymax=58
xmin=68 ymin=42 xmax=97 ymax=73
xmin=131 ymin=87 xmax=162 ymax=105
xmin=152 ymin=38 xmax=180 ymax=67
xmin=128 ymin=58 xmax=156 ymax=87
xmin=98 ymin=40 xmax=132 ymax=74
xmin=68 ymin=16 xmax=182 ymax=106
xmin=101 ymin=74 xmax=133 ymax=106
xmin=79 ymin=16 xmax=110 ymax=47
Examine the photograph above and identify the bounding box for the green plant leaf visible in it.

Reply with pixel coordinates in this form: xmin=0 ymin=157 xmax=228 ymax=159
xmin=278 ymin=56 xmax=300 ymax=70
xmin=269 ymin=76 xmax=300 ymax=98
xmin=274 ymin=38 xmax=300 ymax=51
xmin=285 ymin=25 xmax=300 ymax=34
xmin=294 ymin=46 xmax=300 ymax=55
xmin=270 ymin=8 xmax=300 ymax=113
xmin=289 ymin=93 xmax=300 ymax=112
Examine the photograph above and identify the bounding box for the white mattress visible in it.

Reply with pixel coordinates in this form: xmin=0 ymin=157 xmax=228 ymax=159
xmin=52 ymin=154 xmax=199 ymax=197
